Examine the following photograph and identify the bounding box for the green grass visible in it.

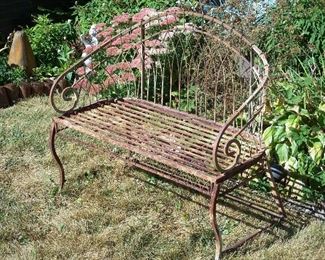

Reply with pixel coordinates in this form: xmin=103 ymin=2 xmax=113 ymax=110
xmin=0 ymin=97 xmax=324 ymax=259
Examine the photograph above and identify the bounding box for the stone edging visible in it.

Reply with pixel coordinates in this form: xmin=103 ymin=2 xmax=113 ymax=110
xmin=0 ymin=79 xmax=66 ymax=108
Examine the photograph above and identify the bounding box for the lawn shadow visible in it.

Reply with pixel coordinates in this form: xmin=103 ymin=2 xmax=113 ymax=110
xmin=126 ymin=169 xmax=324 ymax=257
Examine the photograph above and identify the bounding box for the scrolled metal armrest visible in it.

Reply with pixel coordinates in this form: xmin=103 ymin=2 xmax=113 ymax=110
xmin=49 ymin=75 xmax=80 ymax=114
xmin=212 ymin=85 xmax=267 ymax=172
xmin=213 ymin=130 xmax=242 ymax=173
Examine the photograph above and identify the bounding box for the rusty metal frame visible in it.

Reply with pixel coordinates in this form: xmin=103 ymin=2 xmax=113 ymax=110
xmin=48 ymin=8 xmax=285 ymax=259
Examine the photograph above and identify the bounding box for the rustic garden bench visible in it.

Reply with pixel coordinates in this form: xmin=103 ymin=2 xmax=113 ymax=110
xmin=49 ymin=8 xmax=285 ymax=259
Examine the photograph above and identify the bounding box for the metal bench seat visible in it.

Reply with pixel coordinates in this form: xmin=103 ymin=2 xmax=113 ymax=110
xmin=53 ymin=98 xmax=264 ymax=194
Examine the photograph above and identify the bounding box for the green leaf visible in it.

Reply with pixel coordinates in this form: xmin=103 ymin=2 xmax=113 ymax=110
xmin=288 ymin=105 xmax=300 ymax=114
xmin=273 ymin=126 xmax=286 ymax=143
xmin=300 ymin=109 xmax=311 ymax=118
xmin=285 ymin=156 xmax=299 ymax=171
xmin=275 ymin=143 xmax=289 ymax=164
xmin=309 ymin=142 xmax=324 ymax=164
xmin=317 ymin=134 xmax=325 ymax=146
xmin=289 ymin=139 xmax=299 ymax=155
xmin=285 ymin=114 xmax=300 ymax=131
xmin=263 ymin=126 xmax=275 ymax=146
xmin=319 ymin=103 xmax=325 ymax=113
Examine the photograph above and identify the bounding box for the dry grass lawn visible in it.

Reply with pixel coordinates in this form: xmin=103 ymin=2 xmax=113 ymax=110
xmin=0 ymin=97 xmax=324 ymax=259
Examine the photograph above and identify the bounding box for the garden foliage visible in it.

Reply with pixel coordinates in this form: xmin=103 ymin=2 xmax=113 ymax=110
xmin=259 ymin=0 xmax=325 ymax=71
xmin=260 ymin=0 xmax=325 ymax=201
xmin=27 ymin=15 xmax=78 ymax=78
xmin=0 ymin=55 xmax=27 ymax=85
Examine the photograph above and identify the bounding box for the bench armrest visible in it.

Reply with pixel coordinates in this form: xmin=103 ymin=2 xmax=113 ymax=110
xmin=212 ymin=48 xmax=269 ymax=172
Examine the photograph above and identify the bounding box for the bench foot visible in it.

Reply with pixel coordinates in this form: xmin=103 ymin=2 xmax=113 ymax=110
xmin=49 ymin=121 xmax=65 ymax=190
xmin=210 ymin=184 xmax=222 ymax=260
xmin=265 ymin=160 xmax=286 ymax=218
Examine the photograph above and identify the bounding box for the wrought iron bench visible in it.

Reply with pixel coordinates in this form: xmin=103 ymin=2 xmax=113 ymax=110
xmin=49 ymin=8 xmax=285 ymax=259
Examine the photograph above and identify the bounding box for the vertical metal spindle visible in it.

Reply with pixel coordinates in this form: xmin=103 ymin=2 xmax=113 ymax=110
xmin=222 ymin=66 xmax=227 ymax=123
xmin=214 ymin=65 xmax=222 ymax=122
xmin=153 ymin=65 xmax=157 ymax=103
xmin=169 ymin=65 xmax=173 ymax=108
xmin=231 ymin=60 xmax=236 ymax=127
xmin=195 ymin=87 xmax=198 ymax=115
xmin=147 ymin=69 xmax=150 ymax=101
xmin=178 ymin=65 xmax=182 ymax=111
xmin=186 ymin=67 xmax=190 ymax=113
xmin=161 ymin=65 xmax=165 ymax=105
xmin=140 ymin=24 xmax=145 ymax=100
xmin=249 ymin=50 xmax=253 ymax=132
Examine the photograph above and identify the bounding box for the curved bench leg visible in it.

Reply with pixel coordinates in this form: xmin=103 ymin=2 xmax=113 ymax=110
xmin=49 ymin=121 xmax=65 ymax=190
xmin=265 ymin=160 xmax=286 ymax=218
xmin=210 ymin=184 xmax=222 ymax=260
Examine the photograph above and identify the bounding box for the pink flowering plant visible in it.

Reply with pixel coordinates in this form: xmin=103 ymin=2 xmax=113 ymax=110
xmin=73 ymin=7 xmax=198 ymax=98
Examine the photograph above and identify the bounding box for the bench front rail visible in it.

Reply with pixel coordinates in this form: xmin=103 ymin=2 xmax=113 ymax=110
xmin=49 ymin=9 xmax=285 ymax=259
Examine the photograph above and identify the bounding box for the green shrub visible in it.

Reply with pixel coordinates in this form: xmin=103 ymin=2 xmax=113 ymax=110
xmin=259 ymin=0 xmax=325 ymax=71
xmin=263 ymin=60 xmax=325 ymax=201
xmin=27 ymin=15 xmax=78 ymax=77
xmin=257 ymin=0 xmax=325 ymax=201
xmin=0 ymin=54 xmax=28 ymax=85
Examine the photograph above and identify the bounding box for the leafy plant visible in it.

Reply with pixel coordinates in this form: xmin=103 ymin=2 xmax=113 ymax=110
xmin=259 ymin=0 xmax=325 ymax=71
xmin=0 ymin=54 xmax=28 ymax=85
xmin=27 ymin=15 xmax=78 ymax=77
xmin=263 ymin=60 xmax=325 ymax=201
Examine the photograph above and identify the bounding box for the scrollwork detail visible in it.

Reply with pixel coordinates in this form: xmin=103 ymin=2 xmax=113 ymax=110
xmin=49 ymin=79 xmax=80 ymax=114
xmin=213 ymin=136 xmax=242 ymax=173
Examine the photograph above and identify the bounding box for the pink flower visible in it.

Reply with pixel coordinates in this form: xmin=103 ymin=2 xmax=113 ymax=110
xmin=106 ymin=46 xmax=122 ymax=56
xmin=74 ymin=78 xmax=89 ymax=90
xmin=97 ymin=31 xmax=112 ymax=41
xmin=104 ymin=77 xmax=115 ymax=86
xmin=105 ymin=74 xmax=121 ymax=86
xmin=84 ymin=46 xmax=94 ymax=54
xmin=130 ymin=55 xmax=153 ymax=70
xmin=76 ymin=67 xmax=86 ymax=76
xmin=165 ymin=7 xmax=181 ymax=14
xmin=95 ymin=23 xmax=106 ymax=31
xmin=112 ymin=13 xmax=131 ymax=25
xmin=105 ymin=62 xmax=132 ymax=75
xmin=111 ymin=38 xmax=123 ymax=46
xmin=88 ymin=84 xmax=102 ymax=95
xmin=144 ymin=56 xmax=154 ymax=69
xmin=145 ymin=39 xmax=162 ymax=48
xmin=130 ymin=27 xmax=142 ymax=40
xmin=120 ymin=72 xmax=136 ymax=82
xmin=132 ymin=8 xmax=158 ymax=23
xmin=130 ymin=57 xmax=142 ymax=69
xmin=105 ymin=64 xmax=117 ymax=74
xmin=122 ymin=43 xmax=134 ymax=50
xmin=116 ymin=62 xmax=132 ymax=70
xmin=112 ymin=34 xmax=137 ymax=46
xmin=104 ymin=27 xmax=114 ymax=35
xmin=160 ymin=15 xmax=178 ymax=26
